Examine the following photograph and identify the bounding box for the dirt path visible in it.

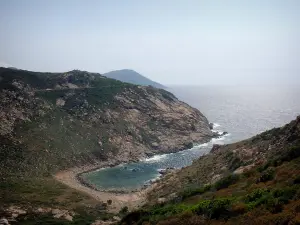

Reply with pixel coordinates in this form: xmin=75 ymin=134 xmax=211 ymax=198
xmin=54 ymin=164 xmax=147 ymax=213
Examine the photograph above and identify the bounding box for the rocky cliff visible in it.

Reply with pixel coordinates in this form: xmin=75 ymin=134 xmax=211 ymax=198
xmin=0 ymin=67 xmax=213 ymax=176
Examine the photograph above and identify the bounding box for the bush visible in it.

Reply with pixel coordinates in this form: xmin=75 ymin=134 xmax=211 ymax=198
xmin=120 ymin=206 xmax=129 ymax=214
xmin=257 ymin=168 xmax=275 ymax=183
xmin=214 ymin=174 xmax=240 ymax=190
xmin=193 ymin=198 xmax=232 ymax=219
xmin=245 ymin=189 xmax=270 ymax=203
xmin=294 ymin=176 xmax=300 ymax=184
xmin=245 ymin=186 xmax=298 ymax=213
xmin=107 ymin=199 xmax=112 ymax=205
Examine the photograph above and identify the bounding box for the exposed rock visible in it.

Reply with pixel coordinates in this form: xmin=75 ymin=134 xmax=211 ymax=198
xmin=0 ymin=218 xmax=9 ymax=225
xmin=6 ymin=206 xmax=26 ymax=218
xmin=211 ymin=174 xmax=222 ymax=183
xmin=151 ymin=142 xmax=159 ymax=147
xmin=91 ymin=220 xmax=115 ymax=225
xmin=158 ymin=167 xmax=175 ymax=175
xmin=112 ymin=216 xmax=121 ymax=221
xmin=35 ymin=207 xmax=52 ymax=213
xmin=210 ymin=144 xmax=222 ymax=153
xmin=209 ymin=123 xmax=214 ymax=130
xmin=52 ymin=209 xmax=74 ymax=221
xmin=56 ymin=98 xmax=65 ymax=106
xmin=157 ymin=197 xmax=167 ymax=204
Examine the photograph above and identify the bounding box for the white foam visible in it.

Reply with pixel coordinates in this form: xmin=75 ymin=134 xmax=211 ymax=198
xmin=192 ymin=142 xmax=209 ymax=149
xmin=212 ymin=130 xmax=224 ymax=135
xmin=143 ymin=154 xmax=168 ymax=162
xmin=211 ymin=135 xmax=228 ymax=144
xmin=213 ymin=123 xmax=221 ymax=128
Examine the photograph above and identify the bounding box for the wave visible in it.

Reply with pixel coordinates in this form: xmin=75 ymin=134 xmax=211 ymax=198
xmin=143 ymin=154 xmax=168 ymax=162
xmin=213 ymin=123 xmax=221 ymax=128
xmin=142 ymin=122 xmax=229 ymax=162
xmin=192 ymin=142 xmax=209 ymax=149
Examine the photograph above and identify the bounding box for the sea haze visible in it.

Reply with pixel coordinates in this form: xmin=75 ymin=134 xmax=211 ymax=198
xmin=83 ymin=85 xmax=300 ymax=191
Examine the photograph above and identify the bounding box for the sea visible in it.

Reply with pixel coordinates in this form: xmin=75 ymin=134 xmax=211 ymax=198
xmin=83 ymin=85 xmax=300 ymax=191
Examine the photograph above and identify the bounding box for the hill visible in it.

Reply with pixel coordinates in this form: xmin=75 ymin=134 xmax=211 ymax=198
xmin=103 ymin=69 xmax=165 ymax=89
xmin=0 ymin=67 xmax=212 ymax=223
xmin=123 ymin=116 xmax=300 ymax=224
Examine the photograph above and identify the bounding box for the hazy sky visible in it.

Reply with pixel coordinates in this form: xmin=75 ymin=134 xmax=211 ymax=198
xmin=0 ymin=0 xmax=299 ymax=85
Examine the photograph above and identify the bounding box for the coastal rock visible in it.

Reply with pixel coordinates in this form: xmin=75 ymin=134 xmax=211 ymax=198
xmin=158 ymin=167 xmax=175 ymax=175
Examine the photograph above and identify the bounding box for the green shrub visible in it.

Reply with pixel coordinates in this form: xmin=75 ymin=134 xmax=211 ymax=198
xmin=245 ymin=186 xmax=298 ymax=212
xmin=293 ymin=176 xmax=300 ymax=184
xmin=120 ymin=206 xmax=129 ymax=214
xmin=245 ymin=189 xmax=269 ymax=203
xmin=193 ymin=198 xmax=232 ymax=219
xmin=257 ymin=168 xmax=275 ymax=183
xmin=214 ymin=174 xmax=240 ymax=190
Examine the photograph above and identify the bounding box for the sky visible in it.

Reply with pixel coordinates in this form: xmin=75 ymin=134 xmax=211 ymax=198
xmin=0 ymin=0 xmax=299 ymax=85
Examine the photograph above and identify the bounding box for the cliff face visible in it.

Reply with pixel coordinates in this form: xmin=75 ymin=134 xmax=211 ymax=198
xmin=0 ymin=68 xmax=212 ymax=176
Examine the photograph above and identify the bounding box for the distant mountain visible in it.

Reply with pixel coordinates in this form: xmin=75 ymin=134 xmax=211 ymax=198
xmin=0 ymin=61 xmax=14 ymax=68
xmin=103 ymin=69 xmax=165 ymax=89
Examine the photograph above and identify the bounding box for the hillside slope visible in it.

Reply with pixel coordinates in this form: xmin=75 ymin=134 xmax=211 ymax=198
xmin=103 ymin=69 xmax=165 ymax=89
xmin=123 ymin=116 xmax=300 ymax=225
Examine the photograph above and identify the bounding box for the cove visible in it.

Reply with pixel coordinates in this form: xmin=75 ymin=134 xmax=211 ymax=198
xmin=82 ymin=124 xmax=230 ymax=192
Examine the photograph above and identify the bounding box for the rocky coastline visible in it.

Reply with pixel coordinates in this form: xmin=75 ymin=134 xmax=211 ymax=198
xmin=73 ymin=129 xmax=228 ymax=197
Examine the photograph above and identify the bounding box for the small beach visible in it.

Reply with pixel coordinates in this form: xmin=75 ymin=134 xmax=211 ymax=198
xmin=54 ymin=163 xmax=155 ymax=213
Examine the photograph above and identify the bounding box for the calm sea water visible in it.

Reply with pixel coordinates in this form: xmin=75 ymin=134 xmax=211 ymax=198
xmin=83 ymin=85 xmax=300 ymax=191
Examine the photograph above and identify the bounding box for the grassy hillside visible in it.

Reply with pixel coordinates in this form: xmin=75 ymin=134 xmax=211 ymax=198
xmin=123 ymin=117 xmax=300 ymax=225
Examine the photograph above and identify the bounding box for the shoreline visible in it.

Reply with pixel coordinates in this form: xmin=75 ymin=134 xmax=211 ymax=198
xmin=54 ymin=161 xmax=153 ymax=213
xmin=54 ymin=132 xmax=226 ymax=213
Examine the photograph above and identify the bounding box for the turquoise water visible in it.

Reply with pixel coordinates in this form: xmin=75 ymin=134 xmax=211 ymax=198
xmin=83 ymin=86 xmax=300 ymax=191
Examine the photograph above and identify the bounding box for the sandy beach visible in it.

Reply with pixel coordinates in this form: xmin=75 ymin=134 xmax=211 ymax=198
xmin=54 ymin=163 xmax=150 ymax=213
